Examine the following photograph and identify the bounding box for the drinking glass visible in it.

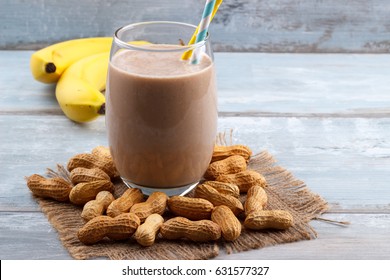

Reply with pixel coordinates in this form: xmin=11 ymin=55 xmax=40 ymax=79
xmin=106 ymin=21 xmax=218 ymax=196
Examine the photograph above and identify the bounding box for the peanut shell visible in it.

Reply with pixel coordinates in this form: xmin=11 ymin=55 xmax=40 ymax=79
xmin=202 ymin=181 xmax=240 ymax=198
xmin=78 ymin=213 xmax=140 ymax=245
xmin=81 ymin=191 xmax=115 ymax=221
xmin=69 ymin=179 xmax=114 ymax=205
xmin=70 ymin=167 xmax=110 ymax=184
xmin=134 ymin=213 xmax=164 ymax=247
xmin=204 ymin=155 xmax=247 ymax=180
xmin=130 ymin=192 xmax=168 ymax=222
xmin=244 ymin=185 xmax=268 ymax=215
xmin=107 ymin=188 xmax=145 ymax=218
xmin=167 ymin=196 xmax=214 ymax=220
xmin=211 ymin=145 xmax=252 ymax=163
xmin=244 ymin=210 xmax=294 ymax=230
xmin=194 ymin=183 xmax=244 ymax=215
xmin=26 ymin=174 xmax=72 ymax=202
xmin=160 ymin=217 xmax=221 ymax=242
xmin=211 ymin=205 xmax=242 ymax=241
xmin=217 ymin=170 xmax=267 ymax=193
xmin=67 ymin=153 xmax=118 ymax=178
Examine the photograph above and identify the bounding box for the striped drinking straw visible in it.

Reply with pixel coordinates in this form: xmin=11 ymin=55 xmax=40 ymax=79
xmin=190 ymin=0 xmax=217 ymax=64
xmin=181 ymin=0 xmax=223 ymax=61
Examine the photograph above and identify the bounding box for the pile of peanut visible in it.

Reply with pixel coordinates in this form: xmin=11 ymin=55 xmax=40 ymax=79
xmin=26 ymin=145 xmax=294 ymax=247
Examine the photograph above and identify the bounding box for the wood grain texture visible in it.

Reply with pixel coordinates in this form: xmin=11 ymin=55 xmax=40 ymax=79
xmin=1 ymin=212 xmax=388 ymax=259
xmin=216 ymin=53 xmax=390 ymax=114
xmin=1 ymin=115 xmax=390 ymax=210
xmin=1 ymin=0 xmax=390 ymax=52
xmin=219 ymin=117 xmax=390 ymax=209
xmin=216 ymin=213 xmax=390 ymax=259
xmin=0 ymin=51 xmax=58 ymax=112
xmin=2 ymin=51 xmax=390 ymax=115
xmin=1 ymin=50 xmax=389 ymax=259
xmin=0 ymin=212 xmax=72 ymax=260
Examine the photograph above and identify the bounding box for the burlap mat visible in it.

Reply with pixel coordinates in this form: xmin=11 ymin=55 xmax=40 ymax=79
xmin=35 ymin=151 xmax=328 ymax=260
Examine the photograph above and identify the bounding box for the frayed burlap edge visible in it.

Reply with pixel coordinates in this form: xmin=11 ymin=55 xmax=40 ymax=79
xmin=219 ymin=151 xmax=329 ymax=255
xmin=35 ymin=150 xmax=329 ymax=260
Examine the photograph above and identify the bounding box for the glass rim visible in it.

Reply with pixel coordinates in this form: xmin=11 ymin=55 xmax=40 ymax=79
xmin=113 ymin=21 xmax=210 ymax=52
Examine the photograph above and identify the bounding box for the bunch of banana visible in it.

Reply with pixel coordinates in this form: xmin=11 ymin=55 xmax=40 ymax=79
xmin=30 ymin=37 xmax=112 ymax=122
xmin=31 ymin=38 xmax=151 ymax=123
xmin=55 ymin=52 xmax=109 ymax=122
xmin=30 ymin=37 xmax=112 ymax=84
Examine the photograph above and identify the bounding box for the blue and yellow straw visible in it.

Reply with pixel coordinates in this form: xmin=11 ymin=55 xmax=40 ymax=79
xmin=182 ymin=0 xmax=223 ymax=63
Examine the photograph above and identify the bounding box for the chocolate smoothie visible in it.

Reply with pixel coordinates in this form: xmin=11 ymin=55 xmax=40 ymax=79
xmin=106 ymin=45 xmax=217 ymax=188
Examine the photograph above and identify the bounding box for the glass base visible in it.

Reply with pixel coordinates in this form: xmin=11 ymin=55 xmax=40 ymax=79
xmin=122 ymin=178 xmax=199 ymax=197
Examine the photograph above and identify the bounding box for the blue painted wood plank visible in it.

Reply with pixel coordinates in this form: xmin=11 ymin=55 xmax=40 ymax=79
xmin=1 ymin=115 xmax=390 ymax=210
xmin=1 ymin=0 xmax=390 ymax=52
xmin=1 ymin=51 xmax=390 ymax=115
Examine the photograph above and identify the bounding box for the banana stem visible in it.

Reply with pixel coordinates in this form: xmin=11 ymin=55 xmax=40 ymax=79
xmin=98 ymin=103 xmax=105 ymax=115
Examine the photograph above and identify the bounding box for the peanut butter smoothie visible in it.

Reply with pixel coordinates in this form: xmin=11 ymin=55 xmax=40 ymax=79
xmin=106 ymin=45 xmax=217 ymax=190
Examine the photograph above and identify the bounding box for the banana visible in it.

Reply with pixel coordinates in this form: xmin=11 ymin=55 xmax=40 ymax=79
xmin=30 ymin=37 xmax=112 ymax=83
xmin=52 ymin=39 xmax=151 ymax=123
xmin=55 ymin=52 xmax=109 ymax=123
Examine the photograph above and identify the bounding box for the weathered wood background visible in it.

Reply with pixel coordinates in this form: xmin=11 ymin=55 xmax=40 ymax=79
xmin=1 ymin=51 xmax=390 ymax=259
xmin=1 ymin=0 xmax=390 ymax=260
xmin=1 ymin=0 xmax=390 ymax=52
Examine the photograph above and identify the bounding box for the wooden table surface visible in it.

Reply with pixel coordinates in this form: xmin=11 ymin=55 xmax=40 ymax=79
xmin=1 ymin=51 xmax=390 ymax=260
